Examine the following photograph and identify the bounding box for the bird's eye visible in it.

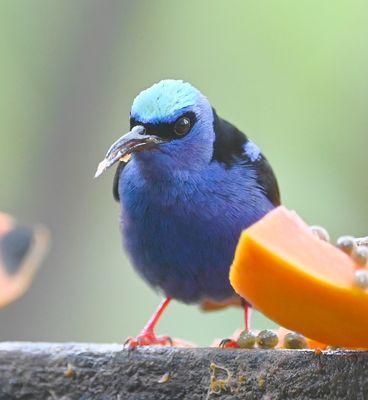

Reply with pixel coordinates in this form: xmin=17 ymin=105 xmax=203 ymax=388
xmin=174 ymin=116 xmax=191 ymax=136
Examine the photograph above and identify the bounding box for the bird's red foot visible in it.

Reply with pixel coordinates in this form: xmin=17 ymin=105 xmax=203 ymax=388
xmin=125 ymin=330 xmax=173 ymax=348
xmin=219 ymin=338 xmax=239 ymax=349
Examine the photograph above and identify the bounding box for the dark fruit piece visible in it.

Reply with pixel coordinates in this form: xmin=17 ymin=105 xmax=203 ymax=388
xmin=310 ymin=225 xmax=330 ymax=242
xmin=256 ymin=330 xmax=278 ymax=349
xmin=353 ymin=247 xmax=368 ymax=267
xmin=284 ymin=332 xmax=308 ymax=349
xmin=354 ymin=269 xmax=368 ymax=290
xmin=336 ymin=236 xmax=357 ymax=256
xmin=237 ymin=330 xmax=256 ymax=349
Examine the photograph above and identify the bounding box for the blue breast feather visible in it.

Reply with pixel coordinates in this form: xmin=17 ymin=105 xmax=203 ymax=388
xmin=118 ymin=147 xmax=274 ymax=304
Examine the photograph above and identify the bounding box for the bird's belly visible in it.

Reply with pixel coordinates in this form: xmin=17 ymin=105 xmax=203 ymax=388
xmin=120 ymin=188 xmax=256 ymax=304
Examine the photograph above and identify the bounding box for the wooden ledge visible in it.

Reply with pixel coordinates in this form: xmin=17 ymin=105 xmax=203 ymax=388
xmin=0 ymin=342 xmax=367 ymax=399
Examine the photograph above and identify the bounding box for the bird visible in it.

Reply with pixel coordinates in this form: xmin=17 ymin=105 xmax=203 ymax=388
xmin=0 ymin=212 xmax=49 ymax=308
xmin=95 ymin=79 xmax=280 ymax=347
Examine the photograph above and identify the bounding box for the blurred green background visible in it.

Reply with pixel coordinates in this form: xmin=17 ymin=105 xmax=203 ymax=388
xmin=0 ymin=1 xmax=367 ymax=345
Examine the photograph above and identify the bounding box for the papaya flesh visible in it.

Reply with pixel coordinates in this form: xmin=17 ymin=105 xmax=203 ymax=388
xmin=229 ymin=206 xmax=368 ymax=349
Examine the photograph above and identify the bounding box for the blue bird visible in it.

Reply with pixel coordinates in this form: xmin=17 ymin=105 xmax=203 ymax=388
xmin=95 ymin=80 xmax=280 ymax=347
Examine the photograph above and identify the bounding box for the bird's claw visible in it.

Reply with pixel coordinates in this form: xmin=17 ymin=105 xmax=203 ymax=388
xmin=124 ymin=331 xmax=173 ymax=348
xmin=219 ymin=338 xmax=239 ymax=349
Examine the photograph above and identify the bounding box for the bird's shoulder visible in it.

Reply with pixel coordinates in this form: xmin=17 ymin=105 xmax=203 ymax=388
xmin=212 ymin=109 xmax=281 ymax=206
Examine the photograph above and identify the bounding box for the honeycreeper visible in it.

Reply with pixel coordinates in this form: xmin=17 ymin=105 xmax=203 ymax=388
xmin=95 ymin=80 xmax=280 ymax=347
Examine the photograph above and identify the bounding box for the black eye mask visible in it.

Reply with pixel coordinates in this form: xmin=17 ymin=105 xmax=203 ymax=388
xmin=130 ymin=111 xmax=197 ymax=141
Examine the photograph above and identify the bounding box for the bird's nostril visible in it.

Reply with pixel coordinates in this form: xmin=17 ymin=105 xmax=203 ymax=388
xmin=0 ymin=225 xmax=34 ymax=275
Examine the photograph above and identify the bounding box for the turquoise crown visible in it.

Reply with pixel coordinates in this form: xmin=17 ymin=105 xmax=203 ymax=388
xmin=131 ymin=80 xmax=200 ymax=124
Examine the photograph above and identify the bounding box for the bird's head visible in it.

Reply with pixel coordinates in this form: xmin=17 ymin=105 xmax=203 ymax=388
xmin=95 ymin=79 xmax=215 ymax=177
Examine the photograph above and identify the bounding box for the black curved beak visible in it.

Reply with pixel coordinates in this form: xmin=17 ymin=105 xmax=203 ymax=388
xmin=94 ymin=125 xmax=165 ymax=178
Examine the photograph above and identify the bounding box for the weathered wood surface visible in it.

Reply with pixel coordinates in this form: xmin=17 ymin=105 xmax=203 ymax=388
xmin=0 ymin=342 xmax=367 ymax=399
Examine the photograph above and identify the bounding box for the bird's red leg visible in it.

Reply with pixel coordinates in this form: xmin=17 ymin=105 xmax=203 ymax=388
xmin=125 ymin=297 xmax=172 ymax=348
xmin=243 ymin=301 xmax=252 ymax=332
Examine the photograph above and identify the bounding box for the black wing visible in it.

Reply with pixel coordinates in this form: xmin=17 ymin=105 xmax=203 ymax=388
xmin=212 ymin=108 xmax=280 ymax=206
xmin=252 ymin=154 xmax=281 ymax=206
xmin=112 ymin=161 xmax=127 ymax=202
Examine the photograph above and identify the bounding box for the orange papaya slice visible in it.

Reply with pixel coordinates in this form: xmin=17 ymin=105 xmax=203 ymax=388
xmin=229 ymin=206 xmax=368 ymax=349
